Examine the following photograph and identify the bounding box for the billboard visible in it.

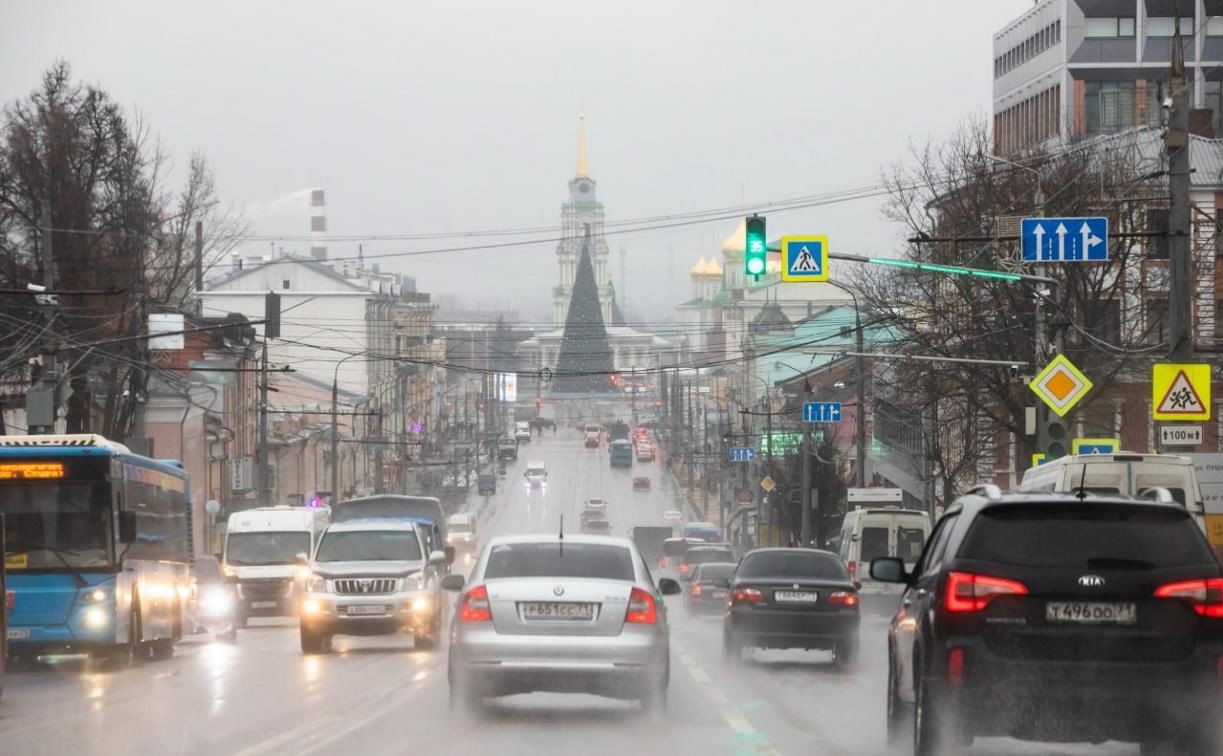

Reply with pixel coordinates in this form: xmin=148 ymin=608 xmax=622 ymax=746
xmin=498 ymin=373 xmax=518 ymax=402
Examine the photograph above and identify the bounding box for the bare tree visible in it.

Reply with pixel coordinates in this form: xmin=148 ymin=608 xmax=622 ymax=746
xmin=855 ymin=117 xmax=1169 ymax=496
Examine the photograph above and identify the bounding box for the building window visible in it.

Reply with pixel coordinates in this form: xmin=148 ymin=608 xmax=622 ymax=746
xmin=1217 ymin=209 xmax=1223 ymax=257
xmin=1147 ymin=208 xmax=1169 ymax=258
xmin=1085 ymin=18 xmax=1120 ymax=38
xmin=1147 ymin=17 xmax=1193 ymax=36
xmin=1082 ymin=298 xmax=1122 ymax=345
xmin=1209 ymin=17 xmax=1223 ymax=37
xmin=1086 ymin=81 xmax=1135 ymax=134
xmin=1147 ymin=298 xmax=1170 ymax=343
xmin=1118 ymin=17 xmax=1135 ymax=37
xmin=1216 ymin=301 xmax=1223 ymax=338
xmin=282 ymin=279 xmax=290 ymax=290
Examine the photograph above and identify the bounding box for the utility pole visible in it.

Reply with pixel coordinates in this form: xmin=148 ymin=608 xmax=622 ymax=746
xmin=258 ymin=339 xmax=270 ymax=506
xmin=854 ymin=318 xmax=867 ymax=487
xmin=28 ymin=206 xmax=58 ymax=434
xmin=330 ymin=377 xmax=339 ymax=505
xmin=194 ymin=221 xmax=204 ymax=316
xmin=1168 ymin=29 xmax=1192 ymax=363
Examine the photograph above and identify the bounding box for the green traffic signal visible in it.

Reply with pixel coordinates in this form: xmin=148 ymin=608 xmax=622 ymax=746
xmin=745 ymin=215 xmax=767 ymax=278
xmin=1037 ymin=406 xmax=1067 ymax=461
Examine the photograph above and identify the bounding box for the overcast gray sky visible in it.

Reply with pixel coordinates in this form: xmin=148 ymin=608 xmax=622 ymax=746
xmin=1 ymin=0 xmax=1032 ymax=324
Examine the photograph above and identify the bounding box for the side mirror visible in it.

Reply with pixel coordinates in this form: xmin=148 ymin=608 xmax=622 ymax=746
xmin=870 ymin=557 xmax=910 ymax=585
xmin=658 ymin=578 xmax=682 ymax=596
xmin=118 ymin=511 xmax=138 ymax=544
xmin=429 ymin=550 xmax=448 ymax=566
xmin=440 ymin=574 xmax=466 ymax=592
xmin=444 ymin=546 xmax=456 ymax=565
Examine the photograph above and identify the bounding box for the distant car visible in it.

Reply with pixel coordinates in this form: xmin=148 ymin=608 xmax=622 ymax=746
xmin=872 ymin=488 xmax=1223 ymax=754
xmin=583 ymin=498 xmax=607 ymax=512
xmin=581 ymin=517 xmax=612 ymax=535
xmin=636 ymin=444 xmax=655 ymax=462
xmin=445 ymin=513 xmax=478 ymax=552
xmin=679 ymin=544 xmax=735 ymax=580
xmin=515 ymin=421 xmax=531 ymax=443
xmin=723 ymin=548 xmax=860 ymax=670
xmin=633 ymin=477 xmax=652 ymax=492
xmin=682 ymin=521 xmax=723 ymax=543
xmin=524 ymin=462 xmax=547 ymax=488
xmin=445 ymin=535 xmax=682 ymax=711
xmin=661 ymin=510 xmax=682 ymax=524
xmin=684 ymin=562 xmax=736 ymax=616
xmin=189 ymin=555 xmax=238 ymax=641
xmin=477 ymin=473 xmax=496 ymax=496
xmin=299 ymin=520 xmax=449 ymax=653
xmin=659 ymin=537 xmax=702 ymax=578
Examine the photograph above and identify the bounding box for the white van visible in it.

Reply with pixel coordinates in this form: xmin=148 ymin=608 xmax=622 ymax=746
xmin=838 ymin=506 xmax=931 ymax=613
xmin=515 ymin=421 xmax=531 ymax=443
xmin=223 ymin=506 xmax=330 ymax=625
xmin=1019 ymin=452 xmax=1206 ymax=531
xmin=524 ymin=461 xmax=548 ymax=487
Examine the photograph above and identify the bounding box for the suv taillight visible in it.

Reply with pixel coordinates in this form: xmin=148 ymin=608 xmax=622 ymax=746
xmin=459 ymin=584 xmax=491 ymax=622
xmin=660 ymin=557 xmax=668 ymax=568
xmin=1155 ymin=578 xmax=1223 ymax=617
xmin=944 ymin=571 xmax=1028 ymax=613
xmin=626 ymin=587 xmax=657 ymax=623
xmin=679 ymin=563 xmax=690 ymax=574
xmin=691 ymin=584 xmax=703 ymax=596
xmin=847 ymin=561 xmax=857 ymax=581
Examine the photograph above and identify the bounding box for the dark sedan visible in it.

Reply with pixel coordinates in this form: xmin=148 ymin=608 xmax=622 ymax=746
xmin=684 ymin=562 xmax=736 ymax=616
xmin=723 ymin=548 xmax=860 ymax=669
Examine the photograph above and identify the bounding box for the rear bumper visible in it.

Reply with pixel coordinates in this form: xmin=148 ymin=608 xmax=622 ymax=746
xmin=451 ymin=625 xmax=667 ymax=698
xmin=943 ymin=641 xmax=1223 ymax=742
xmin=685 ymin=593 xmax=728 ymax=614
xmin=726 ymin=608 xmax=859 ymax=649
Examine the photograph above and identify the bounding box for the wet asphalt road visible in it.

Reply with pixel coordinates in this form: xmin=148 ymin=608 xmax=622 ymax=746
xmin=0 ymin=430 xmax=1146 ymax=755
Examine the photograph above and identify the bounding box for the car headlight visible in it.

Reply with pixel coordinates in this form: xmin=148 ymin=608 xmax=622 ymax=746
xmin=222 ymin=565 xmax=237 ymax=578
xmin=304 ymin=575 xmax=327 ymax=592
xmin=402 ymin=572 xmax=424 ymax=591
xmin=199 ymin=587 xmax=233 ymax=616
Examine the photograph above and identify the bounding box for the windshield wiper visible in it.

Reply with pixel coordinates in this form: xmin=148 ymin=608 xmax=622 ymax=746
xmin=10 ymin=537 xmax=90 ymax=587
xmin=1086 ymin=556 xmax=1156 ymax=571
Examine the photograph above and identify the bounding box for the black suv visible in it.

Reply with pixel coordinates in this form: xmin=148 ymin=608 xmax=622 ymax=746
xmin=871 ymin=487 xmax=1223 ymax=755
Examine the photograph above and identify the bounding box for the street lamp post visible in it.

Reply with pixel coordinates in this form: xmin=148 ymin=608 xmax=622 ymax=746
xmin=330 ymin=352 xmax=363 ymax=506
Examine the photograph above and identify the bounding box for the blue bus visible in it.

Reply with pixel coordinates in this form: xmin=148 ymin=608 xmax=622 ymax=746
xmin=609 ymin=439 xmax=634 ymax=468
xmin=0 ymin=434 xmax=192 ymax=662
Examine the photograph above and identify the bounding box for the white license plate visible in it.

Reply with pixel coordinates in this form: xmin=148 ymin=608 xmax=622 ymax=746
xmin=774 ymin=591 xmax=819 ymax=603
xmin=1046 ymin=601 xmax=1137 ymax=625
xmin=6 ymin=628 xmax=30 ymax=640
xmin=250 ymin=601 xmax=277 ymax=609
xmin=711 ymin=590 xmax=727 ymax=599
xmin=521 ymin=602 xmax=595 ymax=620
xmin=346 ymin=605 xmax=390 ymax=616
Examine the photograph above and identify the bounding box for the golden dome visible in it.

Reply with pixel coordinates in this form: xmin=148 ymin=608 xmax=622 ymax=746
xmin=704 ymin=258 xmax=723 ymax=277
xmin=721 ymin=219 xmax=746 ymax=260
xmin=690 ymin=256 xmax=708 ymax=276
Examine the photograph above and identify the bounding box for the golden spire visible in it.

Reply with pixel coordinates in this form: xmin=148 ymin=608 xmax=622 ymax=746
xmin=576 ymin=113 xmax=589 ymax=178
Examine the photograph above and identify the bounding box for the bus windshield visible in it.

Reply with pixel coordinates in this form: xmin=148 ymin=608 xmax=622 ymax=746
xmin=0 ymin=481 xmax=113 ymax=569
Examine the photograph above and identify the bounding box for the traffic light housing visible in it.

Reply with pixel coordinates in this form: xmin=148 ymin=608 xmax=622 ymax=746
xmin=745 ymin=215 xmax=767 ymax=278
xmin=1037 ymin=405 xmax=1068 ymax=461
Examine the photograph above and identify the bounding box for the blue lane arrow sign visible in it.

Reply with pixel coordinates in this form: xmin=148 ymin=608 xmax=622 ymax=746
xmin=728 ymin=447 xmax=756 ymax=463
xmin=1021 ymin=217 xmax=1108 ymax=262
xmin=803 ymin=402 xmax=842 ymax=424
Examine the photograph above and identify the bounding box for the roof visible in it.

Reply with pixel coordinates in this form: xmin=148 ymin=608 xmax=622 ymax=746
xmin=485 ymin=533 xmax=635 ymax=548
xmin=1066 ymin=126 xmax=1223 ymax=188
xmin=205 ymin=253 xmax=364 ymax=292
xmin=949 ymin=490 xmax=1189 ymax=516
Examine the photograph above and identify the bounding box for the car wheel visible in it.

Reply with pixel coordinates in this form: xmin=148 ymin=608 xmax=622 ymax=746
xmin=300 ymin=624 xmax=326 ymax=655
xmin=722 ymin=629 xmax=742 ymax=665
xmin=886 ymin=655 xmax=910 ymax=747
xmin=833 ymin=634 xmax=858 ymax=672
xmin=914 ymin=673 xmax=961 ymax=756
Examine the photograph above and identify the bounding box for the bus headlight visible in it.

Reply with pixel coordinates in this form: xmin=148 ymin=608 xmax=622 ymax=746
xmin=85 ymin=588 xmax=110 ymax=603
xmin=82 ymin=607 xmax=109 ymax=629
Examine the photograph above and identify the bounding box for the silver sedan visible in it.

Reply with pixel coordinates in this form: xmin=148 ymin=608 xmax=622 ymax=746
xmin=444 ymin=534 xmax=681 ymax=712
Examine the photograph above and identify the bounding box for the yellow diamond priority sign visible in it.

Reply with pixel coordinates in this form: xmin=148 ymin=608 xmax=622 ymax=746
xmin=1153 ymin=364 xmax=1211 ymax=421
xmin=760 ymin=476 xmax=776 ymax=492
xmin=1030 ymin=354 xmax=1093 ymax=417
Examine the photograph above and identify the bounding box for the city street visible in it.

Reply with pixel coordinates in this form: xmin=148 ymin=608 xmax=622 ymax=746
xmin=0 ymin=430 xmax=1143 ymax=756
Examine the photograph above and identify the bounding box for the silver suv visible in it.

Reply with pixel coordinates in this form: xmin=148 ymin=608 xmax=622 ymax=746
xmin=298 ymin=520 xmax=449 ymax=654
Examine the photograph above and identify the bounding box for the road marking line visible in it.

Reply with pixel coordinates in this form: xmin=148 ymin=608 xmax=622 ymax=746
xmin=673 ymin=642 xmax=783 ymax=756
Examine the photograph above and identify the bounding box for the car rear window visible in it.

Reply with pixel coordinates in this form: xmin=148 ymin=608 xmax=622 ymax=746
xmin=860 ymin=526 xmax=889 ymax=562
xmin=687 ymin=548 xmax=733 ymax=565
xmin=958 ymin=504 xmax=1214 ymax=569
xmin=663 ymin=540 xmax=690 ymax=557
xmin=896 ymin=526 xmax=926 ymax=562
xmin=694 ymin=563 xmax=735 ymax=581
xmin=484 ymin=542 xmax=635 ymax=581
xmin=738 ymin=551 xmax=848 ymax=580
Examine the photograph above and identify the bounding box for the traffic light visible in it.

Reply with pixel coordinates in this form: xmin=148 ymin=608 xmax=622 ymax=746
xmin=745 ymin=215 xmax=767 ymax=278
xmin=1036 ymin=406 xmax=1068 ymax=461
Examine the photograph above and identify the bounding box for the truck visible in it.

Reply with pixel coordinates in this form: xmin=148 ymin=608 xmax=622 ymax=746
xmin=630 ymin=525 xmax=674 ymax=566
xmin=497 ymin=437 xmax=518 ymax=462
xmin=607 ymin=421 xmax=631 ymax=443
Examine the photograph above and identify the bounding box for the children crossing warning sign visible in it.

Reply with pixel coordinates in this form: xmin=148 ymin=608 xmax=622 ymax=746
xmin=1153 ymin=364 xmax=1212 ymax=421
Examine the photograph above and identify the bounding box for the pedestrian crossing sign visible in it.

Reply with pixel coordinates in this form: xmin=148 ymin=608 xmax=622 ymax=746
xmin=780 ymin=236 xmax=830 ymax=282
xmin=1153 ymin=363 xmax=1211 ymax=421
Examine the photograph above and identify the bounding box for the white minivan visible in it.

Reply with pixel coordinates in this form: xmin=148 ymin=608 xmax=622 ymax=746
xmin=1019 ymin=452 xmax=1206 ymax=532
xmin=524 ymin=461 xmax=548 ymax=488
xmin=223 ymin=506 xmax=330 ymax=625
xmin=837 ymin=506 xmax=931 ymax=613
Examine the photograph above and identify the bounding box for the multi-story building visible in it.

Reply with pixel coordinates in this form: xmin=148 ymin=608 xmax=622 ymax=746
xmin=993 ymin=0 xmax=1223 ymax=154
